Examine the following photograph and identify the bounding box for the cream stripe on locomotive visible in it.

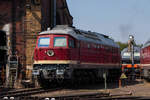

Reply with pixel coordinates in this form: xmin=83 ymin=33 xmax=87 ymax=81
xmin=81 ymin=62 xmax=120 ymax=66
xmin=34 ymin=60 xmax=79 ymax=64
xmin=140 ymin=64 xmax=150 ymax=66
xmin=34 ymin=60 xmax=120 ymax=66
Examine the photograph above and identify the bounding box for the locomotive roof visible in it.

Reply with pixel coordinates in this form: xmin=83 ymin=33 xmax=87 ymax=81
xmin=142 ymin=39 xmax=150 ymax=48
xmin=39 ymin=25 xmax=119 ymax=48
xmin=121 ymin=46 xmax=141 ymax=60
xmin=121 ymin=46 xmax=141 ymax=55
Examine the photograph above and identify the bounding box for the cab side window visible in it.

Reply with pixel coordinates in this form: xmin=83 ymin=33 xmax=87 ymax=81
xmin=69 ymin=38 xmax=75 ymax=48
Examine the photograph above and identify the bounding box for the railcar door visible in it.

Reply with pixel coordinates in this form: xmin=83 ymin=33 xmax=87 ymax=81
xmin=68 ymin=37 xmax=80 ymax=63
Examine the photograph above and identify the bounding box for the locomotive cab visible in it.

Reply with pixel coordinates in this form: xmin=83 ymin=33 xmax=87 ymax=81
xmin=33 ymin=33 xmax=79 ymax=81
xmin=34 ymin=34 xmax=78 ymax=60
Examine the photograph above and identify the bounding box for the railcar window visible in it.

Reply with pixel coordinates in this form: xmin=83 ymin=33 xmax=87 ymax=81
xmin=94 ymin=45 xmax=96 ymax=48
xmin=69 ymin=39 xmax=75 ymax=48
xmin=54 ymin=37 xmax=67 ymax=47
xmin=87 ymin=44 xmax=90 ymax=48
xmin=77 ymin=42 xmax=80 ymax=48
xmin=38 ymin=37 xmax=50 ymax=47
xmin=134 ymin=52 xmax=140 ymax=57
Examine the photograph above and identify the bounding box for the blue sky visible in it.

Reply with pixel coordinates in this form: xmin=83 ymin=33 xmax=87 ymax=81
xmin=67 ymin=0 xmax=150 ymax=44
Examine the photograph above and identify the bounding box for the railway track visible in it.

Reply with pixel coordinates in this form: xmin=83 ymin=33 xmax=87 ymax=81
xmin=0 ymin=88 xmax=61 ymax=99
xmin=1 ymin=92 xmax=110 ymax=100
xmin=0 ymin=86 xmax=149 ymax=100
xmin=1 ymin=80 xmax=149 ymax=100
xmin=2 ymin=93 xmax=150 ymax=100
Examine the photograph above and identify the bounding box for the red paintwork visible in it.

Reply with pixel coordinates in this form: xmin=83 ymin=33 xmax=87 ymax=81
xmin=34 ymin=34 xmax=79 ymax=61
xmin=140 ymin=46 xmax=150 ymax=66
xmin=34 ymin=34 xmax=121 ymax=68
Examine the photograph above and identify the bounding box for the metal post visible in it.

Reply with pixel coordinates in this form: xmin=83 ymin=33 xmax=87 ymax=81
xmin=132 ymin=44 xmax=135 ymax=80
xmin=131 ymin=44 xmax=134 ymax=66
xmin=129 ymin=35 xmax=135 ymax=81
xmin=103 ymin=72 xmax=107 ymax=90
xmin=11 ymin=0 xmax=16 ymax=55
xmin=50 ymin=0 xmax=56 ymax=28
xmin=41 ymin=0 xmax=57 ymax=31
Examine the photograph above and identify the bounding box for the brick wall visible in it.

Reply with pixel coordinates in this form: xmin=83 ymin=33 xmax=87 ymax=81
xmin=24 ymin=3 xmax=41 ymax=79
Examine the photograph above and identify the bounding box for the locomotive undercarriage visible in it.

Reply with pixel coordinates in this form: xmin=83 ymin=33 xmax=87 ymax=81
xmin=142 ymin=67 xmax=150 ymax=80
xmin=33 ymin=64 xmax=72 ymax=82
xmin=33 ymin=64 xmax=121 ymax=88
xmin=67 ymin=67 xmax=121 ymax=85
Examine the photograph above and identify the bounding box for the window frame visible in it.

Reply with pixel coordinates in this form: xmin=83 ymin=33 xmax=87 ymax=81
xmin=53 ymin=36 xmax=67 ymax=47
xmin=38 ymin=37 xmax=50 ymax=48
xmin=69 ymin=38 xmax=76 ymax=48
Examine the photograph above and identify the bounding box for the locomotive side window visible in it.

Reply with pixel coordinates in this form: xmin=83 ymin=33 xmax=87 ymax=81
xmin=87 ymin=44 xmax=90 ymax=48
xmin=69 ymin=38 xmax=75 ymax=48
xmin=38 ymin=37 xmax=50 ymax=47
xmin=77 ymin=42 xmax=80 ymax=48
xmin=54 ymin=37 xmax=67 ymax=47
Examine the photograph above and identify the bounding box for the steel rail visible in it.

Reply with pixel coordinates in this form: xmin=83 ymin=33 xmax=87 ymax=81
xmin=0 ymin=88 xmax=61 ymax=98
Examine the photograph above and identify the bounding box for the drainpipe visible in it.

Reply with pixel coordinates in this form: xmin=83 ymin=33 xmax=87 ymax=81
xmin=41 ymin=0 xmax=56 ymax=31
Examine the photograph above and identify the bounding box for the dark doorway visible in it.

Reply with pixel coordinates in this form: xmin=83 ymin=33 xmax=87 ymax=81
xmin=0 ymin=30 xmax=7 ymax=85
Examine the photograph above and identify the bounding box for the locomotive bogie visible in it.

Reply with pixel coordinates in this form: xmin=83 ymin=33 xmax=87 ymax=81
xmin=142 ymin=69 xmax=150 ymax=79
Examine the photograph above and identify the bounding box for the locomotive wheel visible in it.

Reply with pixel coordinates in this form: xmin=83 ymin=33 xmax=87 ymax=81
xmin=37 ymin=72 xmax=55 ymax=88
xmin=37 ymin=75 xmax=49 ymax=88
xmin=56 ymin=78 xmax=64 ymax=86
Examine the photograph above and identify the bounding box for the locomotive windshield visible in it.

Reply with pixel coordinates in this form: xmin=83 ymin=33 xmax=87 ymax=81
xmin=54 ymin=37 xmax=67 ymax=47
xmin=38 ymin=37 xmax=50 ymax=47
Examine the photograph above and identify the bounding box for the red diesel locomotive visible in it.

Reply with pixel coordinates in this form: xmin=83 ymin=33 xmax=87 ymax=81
xmin=33 ymin=25 xmax=121 ymax=86
xmin=140 ymin=39 xmax=150 ymax=79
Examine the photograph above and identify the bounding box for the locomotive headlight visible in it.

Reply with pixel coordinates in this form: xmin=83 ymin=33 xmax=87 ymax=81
xmin=46 ymin=50 xmax=54 ymax=56
xmin=56 ymin=69 xmax=64 ymax=75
